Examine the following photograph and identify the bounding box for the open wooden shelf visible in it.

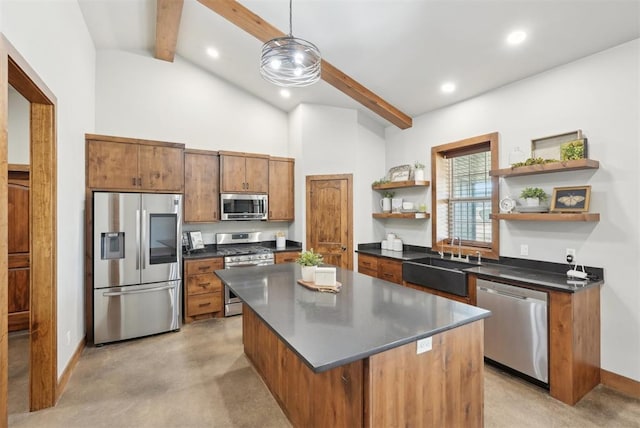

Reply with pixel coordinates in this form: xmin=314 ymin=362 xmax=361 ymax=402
xmin=372 ymin=180 xmax=430 ymax=190
xmin=491 ymin=212 xmax=600 ymax=222
xmin=490 ymin=159 xmax=599 ymax=177
xmin=373 ymin=212 xmax=430 ymax=220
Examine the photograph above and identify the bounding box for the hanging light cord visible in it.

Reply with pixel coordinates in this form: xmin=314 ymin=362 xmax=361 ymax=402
xmin=288 ymin=0 xmax=293 ymax=37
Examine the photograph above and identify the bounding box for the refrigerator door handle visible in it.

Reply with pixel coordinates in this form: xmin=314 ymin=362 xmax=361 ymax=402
xmin=136 ymin=209 xmax=140 ymax=271
xmin=141 ymin=209 xmax=147 ymax=269
xmin=102 ymin=284 xmax=175 ymax=297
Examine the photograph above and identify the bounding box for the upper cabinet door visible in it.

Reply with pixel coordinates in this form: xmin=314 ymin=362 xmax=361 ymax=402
xmin=138 ymin=145 xmax=184 ymax=192
xmin=268 ymin=158 xmax=294 ymax=221
xmin=87 ymin=140 xmax=139 ymax=190
xmin=245 ymin=156 xmax=269 ymax=193
xmin=184 ymin=151 xmax=219 ymax=223
xmin=220 ymin=154 xmax=247 ymax=193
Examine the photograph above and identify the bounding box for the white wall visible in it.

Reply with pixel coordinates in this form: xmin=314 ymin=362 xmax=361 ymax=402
xmin=289 ymin=104 xmax=386 ymax=252
xmin=385 ymin=39 xmax=640 ymax=381
xmin=1 ymin=1 xmax=96 ymax=377
xmin=7 ymin=86 xmax=29 ymax=163
xmin=95 ymin=50 xmax=288 ymax=155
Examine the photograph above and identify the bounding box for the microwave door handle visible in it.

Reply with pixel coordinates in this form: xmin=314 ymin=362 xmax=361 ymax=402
xmin=136 ymin=209 xmax=140 ymax=270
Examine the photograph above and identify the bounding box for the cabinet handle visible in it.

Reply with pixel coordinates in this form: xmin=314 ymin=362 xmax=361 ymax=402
xmin=383 ymin=273 xmax=393 ymax=278
xmin=198 ymin=302 xmax=212 ymax=307
xmin=198 ymin=282 xmax=210 ymax=287
xmin=132 ymin=177 xmax=136 ymax=186
xmin=362 ymin=262 xmax=371 ymax=267
xmin=198 ymin=266 xmax=211 ymax=271
xmin=138 ymin=177 xmax=142 ymax=186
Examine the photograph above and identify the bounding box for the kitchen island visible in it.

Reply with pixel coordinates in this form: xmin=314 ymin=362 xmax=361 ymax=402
xmin=216 ymin=263 xmax=490 ymax=427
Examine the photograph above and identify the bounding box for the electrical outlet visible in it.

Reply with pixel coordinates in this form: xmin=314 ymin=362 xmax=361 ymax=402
xmin=520 ymin=244 xmax=529 ymax=256
xmin=566 ymin=248 xmax=576 ymax=258
xmin=416 ymin=337 xmax=432 ymax=354
xmin=66 ymin=331 xmax=71 ymax=346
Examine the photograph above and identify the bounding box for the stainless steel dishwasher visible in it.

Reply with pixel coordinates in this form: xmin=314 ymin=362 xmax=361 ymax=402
xmin=476 ymin=279 xmax=549 ymax=385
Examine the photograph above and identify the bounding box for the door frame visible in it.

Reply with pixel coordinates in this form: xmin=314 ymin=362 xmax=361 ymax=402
xmin=1 ymin=33 xmax=58 ymax=422
xmin=305 ymin=174 xmax=353 ymax=270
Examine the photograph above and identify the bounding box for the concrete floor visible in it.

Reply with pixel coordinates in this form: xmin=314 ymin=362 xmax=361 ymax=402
xmin=8 ymin=316 xmax=640 ymax=427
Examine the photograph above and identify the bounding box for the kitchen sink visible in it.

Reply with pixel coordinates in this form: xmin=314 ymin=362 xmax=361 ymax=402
xmin=402 ymin=257 xmax=474 ymax=297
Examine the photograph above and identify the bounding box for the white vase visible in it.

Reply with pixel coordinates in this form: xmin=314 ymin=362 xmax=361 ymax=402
xmin=380 ymin=197 xmax=391 ymax=213
xmin=300 ymin=265 xmax=316 ymax=282
xmin=414 ymin=169 xmax=425 ymax=181
xmin=525 ymin=197 xmax=539 ymax=207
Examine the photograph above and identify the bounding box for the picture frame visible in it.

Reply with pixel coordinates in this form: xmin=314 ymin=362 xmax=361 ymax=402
xmin=550 ymin=185 xmax=591 ymax=212
xmin=188 ymin=231 xmax=205 ymax=250
xmin=388 ymin=164 xmax=412 ymax=182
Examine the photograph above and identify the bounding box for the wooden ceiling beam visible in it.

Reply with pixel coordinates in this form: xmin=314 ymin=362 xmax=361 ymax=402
xmin=155 ymin=0 xmax=184 ymax=62
xmin=197 ymin=0 xmax=413 ymax=129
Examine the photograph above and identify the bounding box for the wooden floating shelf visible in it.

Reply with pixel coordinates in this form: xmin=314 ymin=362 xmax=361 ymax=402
xmin=490 ymin=159 xmax=599 ymax=177
xmin=372 ymin=180 xmax=430 ymax=190
xmin=491 ymin=212 xmax=600 ymax=222
xmin=373 ymin=212 xmax=430 ymax=220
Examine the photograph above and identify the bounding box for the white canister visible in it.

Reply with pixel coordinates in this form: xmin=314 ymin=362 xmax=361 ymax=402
xmin=381 ymin=240 xmax=388 ymax=250
xmin=386 ymin=233 xmax=396 ymax=242
xmin=392 ymin=238 xmax=403 ymax=252
xmin=276 ymin=236 xmax=286 ymax=249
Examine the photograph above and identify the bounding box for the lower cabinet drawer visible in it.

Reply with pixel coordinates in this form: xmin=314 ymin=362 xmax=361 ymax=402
xmin=358 ymin=267 xmax=378 ymax=278
xmin=378 ymin=259 xmax=402 ymax=284
xmin=358 ymin=254 xmax=378 ymax=271
xmin=185 ymin=258 xmax=223 ymax=276
xmin=187 ymin=292 xmax=221 ymax=316
xmin=187 ymin=273 xmax=220 ymax=295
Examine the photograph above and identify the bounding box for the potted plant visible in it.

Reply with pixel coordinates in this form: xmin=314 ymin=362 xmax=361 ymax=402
xmin=380 ymin=191 xmax=394 ymax=213
xmin=520 ymin=187 xmax=547 ymax=206
xmin=296 ymin=248 xmax=324 ymax=282
xmin=414 ymin=161 xmax=426 ymax=181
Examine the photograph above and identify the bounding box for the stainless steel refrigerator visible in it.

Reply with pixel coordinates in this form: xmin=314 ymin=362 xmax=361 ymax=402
xmin=93 ymin=192 xmax=182 ymax=345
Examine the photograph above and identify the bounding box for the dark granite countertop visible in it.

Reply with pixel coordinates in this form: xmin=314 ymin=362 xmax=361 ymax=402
xmin=183 ymin=241 xmax=303 ymax=260
xmin=215 ymin=263 xmax=490 ymax=373
xmin=464 ymin=263 xmax=604 ymax=293
xmin=359 ymin=242 xmax=604 ymax=294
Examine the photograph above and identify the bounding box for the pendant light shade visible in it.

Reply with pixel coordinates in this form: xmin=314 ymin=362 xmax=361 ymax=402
xmin=260 ymin=0 xmax=321 ymax=87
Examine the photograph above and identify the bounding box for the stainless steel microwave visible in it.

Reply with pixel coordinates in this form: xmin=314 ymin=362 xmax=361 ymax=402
xmin=220 ymin=193 xmax=268 ymax=221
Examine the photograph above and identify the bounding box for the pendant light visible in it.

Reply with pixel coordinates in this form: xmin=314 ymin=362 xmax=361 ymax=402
xmin=260 ymin=0 xmax=321 ymax=87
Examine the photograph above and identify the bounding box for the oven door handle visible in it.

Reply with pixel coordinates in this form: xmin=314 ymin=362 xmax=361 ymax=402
xmin=227 ymin=262 xmax=265 ymax=268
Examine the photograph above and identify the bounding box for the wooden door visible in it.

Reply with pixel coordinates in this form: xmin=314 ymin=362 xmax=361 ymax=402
xmin=269 ymin=158 xmax=294 ymax=221
xmin=184 ymin=150 xmax=219 ymax=222
xmin=138 ymin=144 xmax=184 ymax=192
xmin=245 ymin=156 xmax=269 ymax=193
xmin=8 ymin=171 xmax=30 ymax=331
xmin=87 ymin=140 xmax=139 ymax=189
xmin=220 ymin=154 xmax=247 ymax=192
xmin=306 ymin=175 xmax=353 ymax=270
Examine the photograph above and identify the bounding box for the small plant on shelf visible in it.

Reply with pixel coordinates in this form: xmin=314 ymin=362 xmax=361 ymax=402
xmin=414 ymin=161 xmax=425 ymax=170
xmin=296 ymin=248 xmax=324 ymax=267
xmin=511 ymin=157 xmax=559 ymax=168
xmin=383 ymin=191 xmax=395 ymax=199
xmin=520 ymin=187 xmax=547 ymax=201
xmin=372 ymin=177 xmax=390 ymax=186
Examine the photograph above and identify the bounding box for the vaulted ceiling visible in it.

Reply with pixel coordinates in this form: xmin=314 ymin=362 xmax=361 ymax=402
xmin=79 ymin=0 xmax=640 ymax=128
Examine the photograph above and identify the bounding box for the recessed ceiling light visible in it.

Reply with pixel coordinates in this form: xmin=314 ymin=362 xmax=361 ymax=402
xmin=280 ymin=89 xmax=291 ymax=98
xmin=441 ymin=82 xmax=456 ymax=93
xmin=206 ymin=47 xmax=220 ymax=59
xmin=506 ymin=30 xmax=527 ymax=45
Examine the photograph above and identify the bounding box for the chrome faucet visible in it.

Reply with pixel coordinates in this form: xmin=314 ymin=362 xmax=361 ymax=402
xmin=476 ymin=251 xmax=482 ymax=265
xmin=450 ymin=237 xmax=469 ymax=262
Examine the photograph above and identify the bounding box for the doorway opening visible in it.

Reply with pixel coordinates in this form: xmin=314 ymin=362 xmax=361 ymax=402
xmin=1 ymin=34 xmax=58 ymax=423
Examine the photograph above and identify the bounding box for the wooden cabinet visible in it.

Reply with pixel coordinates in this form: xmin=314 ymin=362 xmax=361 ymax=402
xmin=86 ymin=134 xmax=184 ymax=192
xmin=268 ymin=157 xmax=294 ymax=221
xmin=490 ymin=158 xmax=600 ymax=222
xmin=184 ymin=149 xmax=219 ymax=223
xmin=357 ymin=254 xmax=402 ymax=285
xmin=183 ymin=258 xmax=224 ymax=323
xmin=219 ymin=151 xmax=269 ymax=193
xmin=275 ymin=251 xmax=299 ymax=264
xmin=8 ymin=165 xmax=30 ymax=331
xmin=372 ymin=180 xmax=430 ymax=220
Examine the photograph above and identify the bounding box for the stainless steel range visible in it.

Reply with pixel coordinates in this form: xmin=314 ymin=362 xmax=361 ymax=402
xmin=217 ymin=232 xmax=274 ymax=316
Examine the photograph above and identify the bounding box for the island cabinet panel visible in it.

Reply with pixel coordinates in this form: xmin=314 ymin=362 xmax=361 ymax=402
xmin=243 ymin=308 xmax=363 ymax=428
xmin=183 ymin=258 xmax=224 ymax=323
xmin=219 ymin=151 xmax=269 ymax=193
xmin=275 ymin=251 xmax=299 ymax=264
xmin=86 ymin=134 xmax=184 ymax=192
xmin=184 ymin=150 xmax=219 ymax=223
xmin=268 ymin=157 xmax=295 ymax=221
xmin=365 ymin=320 xmax=484 ymax=428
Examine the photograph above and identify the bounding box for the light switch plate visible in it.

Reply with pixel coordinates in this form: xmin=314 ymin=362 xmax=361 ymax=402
xmin=417 ymin=337 xmax=432 ymax=354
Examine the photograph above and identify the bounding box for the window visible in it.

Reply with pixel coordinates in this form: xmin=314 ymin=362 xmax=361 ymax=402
xmin=431 ymin=133 xmax=500 ymax=259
